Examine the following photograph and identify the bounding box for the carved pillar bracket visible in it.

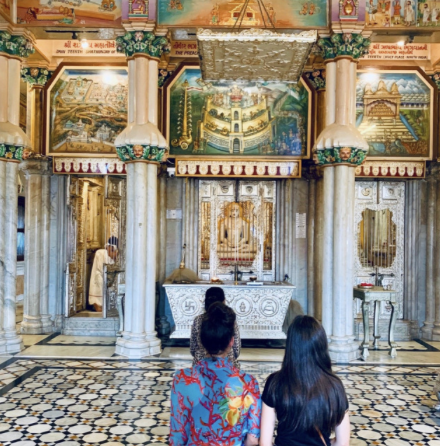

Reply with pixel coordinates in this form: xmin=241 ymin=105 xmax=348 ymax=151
xmin=430 ymin=72 xmax=440 ymax=90
xmin=116 ymin=31 xmax=170 ymax=60
xmin=304 ymin=69 xmax=326 ymax=91
xmin=20 ymin=67 xmax=54 ymax=88
xmin=312 ymin=34 xmax=371 ymax=168
xmin=317 ymin=33 xmax=371 ymax=62
xmin=0 ymin=31 xmax=35 ymax=59
xmin=115 ymin=31 xmax=170 ymax=164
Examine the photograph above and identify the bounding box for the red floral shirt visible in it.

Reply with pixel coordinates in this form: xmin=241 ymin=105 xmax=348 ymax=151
xmin=170 ymin=357 xmax=261 ymax=446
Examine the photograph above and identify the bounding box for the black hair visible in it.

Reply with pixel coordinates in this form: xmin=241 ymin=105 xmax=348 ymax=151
xmin=266 ymin=315 xmax=348 ymax=434
xmin=204 ymin=287 xmax=226 ymax=311
xmin=200 ymin=302 xmax=235 ymax=355
xmin=107 ymin=236 xmax=119 ymax=248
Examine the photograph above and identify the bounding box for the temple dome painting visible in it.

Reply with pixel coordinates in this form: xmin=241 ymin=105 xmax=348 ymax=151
xmin=166 ymin=67 xmax=311 ymax=158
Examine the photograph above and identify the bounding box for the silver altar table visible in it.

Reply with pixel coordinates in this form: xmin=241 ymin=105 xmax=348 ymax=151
xmin=164 ymin=281 xmax=295 ymax=339
xmin=353 ymin=286 xmax=398 ymax=360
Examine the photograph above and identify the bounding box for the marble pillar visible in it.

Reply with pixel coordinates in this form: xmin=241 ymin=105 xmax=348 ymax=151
xmin=313 ymin=33 xmax=370 ymax=361
xmin=114 ymin=30 xmax=170 ymax=358
xmin=0 ymin=33 xmax=35 ymax=353
xmin=20 ymin=159 xmax=53 ymax=334
xmin=182 ymin=178 xmax=199 ymax=272
xmin=433 ymin=172 xmax=440 ymax=340
xmin=307 ymin=178 xmax=316 ymax=316
xmin=422 ymin=174 xmax=436 ymax=339
xmin=404 ymin=181 xmax=422 ymax=338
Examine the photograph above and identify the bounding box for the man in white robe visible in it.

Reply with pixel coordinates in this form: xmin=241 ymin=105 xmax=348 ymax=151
xmin=89 ymin=237 xmax=118 ymax=312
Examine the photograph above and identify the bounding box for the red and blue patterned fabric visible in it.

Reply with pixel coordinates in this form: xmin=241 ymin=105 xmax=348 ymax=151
xmin=170 ymin=357 xmax=261 ymax=445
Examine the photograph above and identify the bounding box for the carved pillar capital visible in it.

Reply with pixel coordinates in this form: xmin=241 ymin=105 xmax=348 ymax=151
xmin=317 ymin=33 xmax=371 ymax=62
xmin=0 ymin=31 xmax=34 ymax=59
xmin=116 ymin=31 xmax=170 ymax=60
xmin=20 ymin=67 xmax=53 ymax=88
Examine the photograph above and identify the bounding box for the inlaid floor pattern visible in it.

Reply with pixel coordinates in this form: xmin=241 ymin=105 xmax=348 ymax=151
xmin=0 ymin=359 xmax=438 ymax=445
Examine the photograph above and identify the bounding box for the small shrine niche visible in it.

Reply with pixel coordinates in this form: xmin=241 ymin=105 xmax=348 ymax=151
xmin=198 ymin=180 xmax=276 ymax=281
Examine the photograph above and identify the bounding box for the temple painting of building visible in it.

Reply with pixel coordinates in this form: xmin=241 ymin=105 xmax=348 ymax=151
xmin=356 ymin=71 xmax=433 ymax=159
xmin=16 ymin=0 xmax=122 ymax=26
xmin=158 ymin=0 xmax=328 ymax=28
xmin=366 ymin=0 xmax=440 ymax=28
xmin=47 ymin=67 xmax=128 ymax=156
xmin=167 ymin=67 xmax=311 ymax=157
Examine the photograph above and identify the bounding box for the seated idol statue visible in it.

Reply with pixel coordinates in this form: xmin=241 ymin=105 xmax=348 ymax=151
xmin=89 ymin=236 xmax=119 ymax=312
xmin=218 ymin=202 xmax=255 ymax=257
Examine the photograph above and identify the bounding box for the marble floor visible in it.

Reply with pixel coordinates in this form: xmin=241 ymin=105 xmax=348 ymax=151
xmin=0 ymin=334 xmax=438 ymax=445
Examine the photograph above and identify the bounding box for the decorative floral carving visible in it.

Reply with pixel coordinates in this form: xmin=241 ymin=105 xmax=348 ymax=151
xmin=317 ymin=33 xmax=371 ymax=61
xmin=304 ymin=69 xmax=326 ymax=90
xmin=0 ymin=143 xmax=31 ymax=161
xmin=0 ymin=31 xmax=34 ymax=58
xmin=116 ymin=144 xmax=168 ymax=163
xmin=158 ymin=68 xmax=172 ymax=87
xmin=116 ymin=32 xmax=170 ymax=58
xmin=431 ymin=72 xmax=440 ymax=89
xmin=20 ymin=67 xmax=53 ymax=86
xmin=313 ymin=146 xmax=368 ymax=166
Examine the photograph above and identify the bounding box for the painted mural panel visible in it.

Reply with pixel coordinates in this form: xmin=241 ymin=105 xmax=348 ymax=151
xmin=166 ymin=66 xmax=311 ymax=158
xmin=366 ymin=0 xmax=440 ymax=28
xmin=16 ymin=0 xmax=122 ymax=26
xmin=0 ymin=0 xmax=12 ymax=21
xmin=46 ymin=67 xmax=128 ymax=157
xmin=158 ymin=0 xmax=327 ymax=28
xmin=356 ymin=70 xmax=433 ymax=160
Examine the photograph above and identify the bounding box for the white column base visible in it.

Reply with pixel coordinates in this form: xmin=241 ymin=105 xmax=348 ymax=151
xmin=4 ymin=330 xmax=24 ymax=353
xmin=115 ymin=332 xmax=161 ymax=358
xmin=421 ymin=323 xmax=434 ymax=340
xmin=21 ymin=315 xmax=43 ymax=334
xmin=40 ymin=315 xmax=54 ymax=334
xmin=328 ymin=336 xmax=359 ymax=362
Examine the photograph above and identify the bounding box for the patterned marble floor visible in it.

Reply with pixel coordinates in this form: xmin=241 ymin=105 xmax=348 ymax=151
xmin=0 ymin=356 xmax=438 ymax=446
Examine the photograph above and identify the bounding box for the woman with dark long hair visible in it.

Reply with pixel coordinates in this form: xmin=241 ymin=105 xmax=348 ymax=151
xmin=190 ymin=287 xmax=241 ymax=367
xmin=260 ymin=315 xmax=350 ymax=446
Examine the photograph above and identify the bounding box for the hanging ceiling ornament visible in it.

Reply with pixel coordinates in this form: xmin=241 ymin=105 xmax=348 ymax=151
xmin=196 ymin=0 xmax=317 ymax=83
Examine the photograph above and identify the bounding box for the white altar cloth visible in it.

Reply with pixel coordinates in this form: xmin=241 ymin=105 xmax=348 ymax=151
xmin=163 ymin=281 xmax=295 ymax=339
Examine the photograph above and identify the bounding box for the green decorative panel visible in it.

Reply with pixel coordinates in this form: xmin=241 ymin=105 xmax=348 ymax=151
xmin=0 ymin=31 xmax=34 ymax=58
xmin=116 ymin=144 xmax=168 ymax=163
xmin=116 ymin=32 xmax=170 ymax=58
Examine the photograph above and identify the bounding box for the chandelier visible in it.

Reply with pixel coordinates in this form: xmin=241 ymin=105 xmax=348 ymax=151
xmin=196 ymin=0 xmax=316 ymax=83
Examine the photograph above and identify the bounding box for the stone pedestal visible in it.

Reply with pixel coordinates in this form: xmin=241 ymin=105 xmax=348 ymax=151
xmin=20 ymin=159 xmax=53 ymax=334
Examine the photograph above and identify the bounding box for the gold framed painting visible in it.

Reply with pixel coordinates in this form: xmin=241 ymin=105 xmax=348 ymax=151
xmin=44 ymin=64 xmax=128 ymax=158
xmin=163 ymin=63 xmax=314 ymax=159
xmin=356 ymin=67 xmax=436 ymax=161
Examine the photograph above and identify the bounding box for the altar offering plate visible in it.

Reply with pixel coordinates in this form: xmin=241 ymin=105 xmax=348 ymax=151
xmin=358 ymin=282 xmax=374 ymax=289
